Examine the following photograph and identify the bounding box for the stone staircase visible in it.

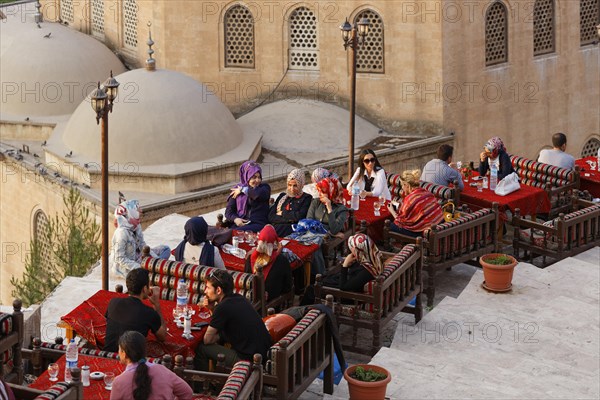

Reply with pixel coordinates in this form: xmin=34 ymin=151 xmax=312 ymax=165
xmin=322 ymin=247 xmax=600 ymax=399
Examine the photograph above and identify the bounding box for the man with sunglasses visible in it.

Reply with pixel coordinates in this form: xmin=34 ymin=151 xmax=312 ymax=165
xmin=195 ymin=269 xmax=271 ymax=371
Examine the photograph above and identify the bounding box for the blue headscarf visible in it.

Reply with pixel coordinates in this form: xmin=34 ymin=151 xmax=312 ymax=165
xmin=174 ymin=217 xmax=215 ymax=267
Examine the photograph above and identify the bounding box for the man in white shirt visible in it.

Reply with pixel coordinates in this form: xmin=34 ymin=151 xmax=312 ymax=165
xmin=421 ymin=144 xmax=464 ymax=190
xmin=538 ymin=133 xmax=575 ymax=170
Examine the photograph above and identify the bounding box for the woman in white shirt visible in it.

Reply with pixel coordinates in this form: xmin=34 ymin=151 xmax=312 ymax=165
xmin=346 ymin=149 xmax=391 ymax=200
xmin=173 ymin=216 xmax=225 ymax=268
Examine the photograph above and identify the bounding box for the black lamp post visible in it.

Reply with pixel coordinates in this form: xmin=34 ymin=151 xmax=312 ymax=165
xmin=90 ymin=71 xmax=119 ymax=291
xmin=340 ymin=17 xmax=370 ymax=181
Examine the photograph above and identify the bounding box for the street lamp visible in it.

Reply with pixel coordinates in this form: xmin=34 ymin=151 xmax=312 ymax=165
xmin=340 ymin=17 xmax=370 ymax=180
xmin=90 ymin=71 xmax=119 ymax=291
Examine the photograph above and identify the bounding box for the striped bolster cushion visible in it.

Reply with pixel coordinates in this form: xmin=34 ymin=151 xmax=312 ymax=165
xmin=216 ymin=360 xmax=252 ymax=400
xmin=33 ymin=382 xmax=70 ymax=400
xmin=427 ymin=209 xmax=491 ymax=257
xmin=510 ymin=155 xmax=574 ymax=182
xmin=363 ymin=244 xmax=417 ymax=294
xmin=387 ymin=174 xmax=455 ymax=201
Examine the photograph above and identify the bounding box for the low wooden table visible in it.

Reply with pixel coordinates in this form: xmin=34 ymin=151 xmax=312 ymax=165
xmin=342 ymin=190 xmax=391 ymax=241
xmin=576 ymin=156 xmax=600 ymax=198
xmin=29 ymin=353 xmax=125 ymax=400
xmin=60 ymin=290 xmax=209 ymax=359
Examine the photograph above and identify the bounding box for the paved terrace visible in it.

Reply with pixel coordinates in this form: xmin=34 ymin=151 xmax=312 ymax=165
xmin=38 ymin=213 xmax=599 ymax=400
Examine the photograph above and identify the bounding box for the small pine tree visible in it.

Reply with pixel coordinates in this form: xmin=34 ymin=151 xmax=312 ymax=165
xmin=11 ymin=188 xmax=102 ymax=306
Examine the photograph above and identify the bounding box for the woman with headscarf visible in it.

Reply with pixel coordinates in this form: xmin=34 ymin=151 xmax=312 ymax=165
xmin=173 ymin=216 xmax=225 ymax=269
xmin=337 ymin=233 xmax=383 ymax=292
xmin=305 ymin=167 xmax=335 ymax=198
xmin=225 ymin=160 xmax=271 ymax=232
xmin=245 ymin=225 xmax=293 ymax=300
xmin=478 ymin=136 xmax=514 ymax=181
xmin=346 ymin=149 xmax=392 ymax=200
xmin=268 ymin=169 xmax=312 ymax=237
xmin=111 ymin=331 xmax=192 ymax=400
xmin=387 ymin=169 xmax=444 ymax=237
xmin=110 ymin=199 xmax=170 ymax=278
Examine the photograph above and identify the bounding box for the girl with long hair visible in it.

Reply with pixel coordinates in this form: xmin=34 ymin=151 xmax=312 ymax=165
xmin=347 ymin=149 xmax=391 ymax=200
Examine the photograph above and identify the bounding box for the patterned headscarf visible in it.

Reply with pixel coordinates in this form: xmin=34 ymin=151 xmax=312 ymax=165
xmin=287 ymin=168 xmax=305 ymax=188
xmin=484 ymin=137 xmax=507 ymax=159
xmin=250 ymin=224 xmax=281 ymax=280
xmin=311 ymin=167 xmax=331 ymax=184
xmin=316 ymin=177 xmax=344 ymax=205
xmin=114 ymin=200 xmax=141 ymax=231
xmin=231 ymin=160 xmax=262 ymax=218
xmin=348 ymin=233 xmax=383 ymax=278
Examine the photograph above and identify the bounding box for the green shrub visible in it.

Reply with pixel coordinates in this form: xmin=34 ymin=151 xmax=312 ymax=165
xmin=351 ymin=366 xmax=387 ymax=382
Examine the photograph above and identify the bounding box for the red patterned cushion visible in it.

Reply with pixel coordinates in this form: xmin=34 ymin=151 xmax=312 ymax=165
xmin=216 ymin=360 xmax=252 ymax=400
xmin=34 ymin=382 xmax=70 ymax=399
xmin=0 ymin=312 xmax=13 ymax=337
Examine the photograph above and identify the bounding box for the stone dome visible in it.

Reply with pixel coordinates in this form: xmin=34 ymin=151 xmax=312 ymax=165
xmin=0 ymin=7 xmax=126 ymax=117
xmin=59 ymin=68 xmax=244 ymax=166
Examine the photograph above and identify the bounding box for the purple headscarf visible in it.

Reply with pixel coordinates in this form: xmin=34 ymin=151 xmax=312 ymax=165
xmin=232 ymin=160 xmax=262 ymax=218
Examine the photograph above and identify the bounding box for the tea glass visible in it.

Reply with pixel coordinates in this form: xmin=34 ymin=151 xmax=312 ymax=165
xmin=104 ymin=372 xmax=115 ymax=390
xmin=48 ymin=363 xmax=59 ymax=381
xmin=359 ymin=191 xmax=367 ymax=201
xmin=236 ymin=231 xmax=245 ymax=243
xmin=477 ymin=182 xmax=483 ymax=192
xmin=373 ymin=201 xmax=381 ymax=216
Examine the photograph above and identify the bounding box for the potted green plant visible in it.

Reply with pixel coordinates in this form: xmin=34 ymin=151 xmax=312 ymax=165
xmin=479 ymin=253 xmax=518 ymax=292
xmin=344 ymin=364 xmax=391 ymax=400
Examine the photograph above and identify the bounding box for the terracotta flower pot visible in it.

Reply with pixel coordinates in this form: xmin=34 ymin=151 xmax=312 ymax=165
xmin=480 ymin=253 xmax=518 ymax=292
xmin=344 ymin=364 xmax=391 ymax=400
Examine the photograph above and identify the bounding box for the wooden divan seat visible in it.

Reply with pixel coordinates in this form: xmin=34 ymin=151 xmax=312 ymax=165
xmin=383 ymin=204 xmax=499 ymax=307
xmin=512 ymin=197 xmax=600 ymax=267
xmin=510 ymin=155 xmax=580 ymax=218
xmin=0 ymin=299 xmax=24 ymax=384
xmin=8 ymin=369 xmax=83 ymax=400
xmin=314 ymin=242 xmax=424 ymax=355
xmin=388 ymin=174 xmax=461 ymax=206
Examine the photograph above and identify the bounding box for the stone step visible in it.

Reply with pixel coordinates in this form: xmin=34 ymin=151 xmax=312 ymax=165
xmin=565 ymin=247 xmax=599 ymax=267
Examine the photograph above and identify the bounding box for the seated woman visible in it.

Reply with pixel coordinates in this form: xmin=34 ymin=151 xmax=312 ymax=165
xmin=269 ymin=169 xmax=312 ymax=237
xmin=307 ymin=176 xmax=349 ymax=274
xmin=478 ymin=136 xmax=515 ymax=181
xmin=305 ymin=167 xmax=336 ymax=198
xmin=110 ymin=199 xmax=170 ymax=278
xmin=245 ymin=225 xmax=293 ymax=300
xmin=328 ymin=233 xmax=383 ymax=292
xmin=225 ymin=160 xmax=271 ymax=232
xmin=111 ymin=331 xmax=193 ymax=400
xmin=173 ymin=216 xmax=225 ymax=269
xmin=347 ymin=149 xmax=392 ymax=200
xmin=386 ymin=169 xmax=443 ymax=237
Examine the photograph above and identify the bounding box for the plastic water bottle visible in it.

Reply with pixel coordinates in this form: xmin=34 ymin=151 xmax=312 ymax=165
xmin=65 ymin=338 xmax=78 ymax=382
xmin=597 ymin=148 xmax=600 ymax=171
xmin=350 ymin=182 xmax=360 ymax=211
xmin=176 ymin=279 xmax=188 ymax=316
xmin=490 ymin=163 xmax=498 ymax=191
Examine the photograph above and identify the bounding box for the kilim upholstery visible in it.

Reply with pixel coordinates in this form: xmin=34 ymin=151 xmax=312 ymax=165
xmin=510 ymin=155 xmax=580 ymax=218
xmin=141 ymin=249 xmax=275 ymax=316
xmin=513 ymin=197 xmax=600 ymax=267
xmin=0 ymin=299 xmax=24 ymax=384
xmin=383 ymin=205 xmax=499 ymax=307
xmin=172 ymin=354 xmax=263 ymax=400
xmin=264 ymin=309 xmax=334 ymax=399
xmin=388 ymin=174 xmax=460 ymax=206
xmin=315 ymin=242 xmax=423 ymax=355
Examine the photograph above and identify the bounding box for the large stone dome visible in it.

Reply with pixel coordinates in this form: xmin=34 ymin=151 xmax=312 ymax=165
xmin=0 ymin=5 xmax=126 ymax=117
xmin=59 ymin=68 xmax=244 ymax=166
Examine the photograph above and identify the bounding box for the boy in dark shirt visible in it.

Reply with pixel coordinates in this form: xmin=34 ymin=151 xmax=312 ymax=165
xmin=104 ymin=268 xmax=166 ymax=352
xmin=195 ymin=269 xmax=271 ymax=370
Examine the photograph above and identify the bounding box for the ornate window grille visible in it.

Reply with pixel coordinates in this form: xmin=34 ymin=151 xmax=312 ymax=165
xmin=580 ymin=0 xmax=600 ymax=46
xmin=59 ymin=0 xmax=74 ymax=24
xmin=33 ymin=210 xmax=52 ymax=264
xmin=354 ymin=9 xmax=384 ymax=74
xmin=224 ymin=5 xmax=255 ymax=68
xmin=533 ymin=0 xmax=555 ymax=55
xmin=288 ymin=6 xmax=319 ymax=70
xmin=581 ymin=138 xmax=600 ymax=157
xmin=123 ymin=0 xmax=138 ymax=49
xmin=91 ymin=0 xmax=104 ymax=38
xmin=485 ymin=1 xmax=508 ymax=66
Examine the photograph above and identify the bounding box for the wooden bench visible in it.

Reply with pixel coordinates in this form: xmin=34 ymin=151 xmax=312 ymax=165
xmin=314 ymin=242 xmax=423 ymax=355
xmin=141 ymin=250 xmax=292 ymax=316
xmin=8 ymin=369 xmax=83 ymax=400
xmin=0 ymin=299 xmax=24 ymax=384
xmin=512 ymin=197 xmax=600 ymax=267
xmin=388 ymin=174 xmax=461 ymax=206
xmin=510 ymin=155 xmax=580 ymax=219
xmin=383 ymin=204 xmax=499 ymax=307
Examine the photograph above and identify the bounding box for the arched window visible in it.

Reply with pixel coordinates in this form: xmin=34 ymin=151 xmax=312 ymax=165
xmin=123 ymin=0 xmax=138 ymax=49
xmin=91 ymin=0 xmax=104 ymax=38
xmin=59 ymin=0 xmax=74 ymax=24
xmin=485 ymin=1 xmax=508 ymax=66
xmin=33 ymin=210 xmax=52 ymax=262
xmin=533 ymin=0 xmax=555 ymax=55
xmin=580 ymin=0 xmax=600 ymax=46
xmin=354 ymin=9 xmax=385 ymax=74
xmin=288 ymin=6 xmax=319 ymax=70
xmin=224 ymin=5 xmax=255 ymax=68
xmin=581 ymin=138 xmax=600 ymax=157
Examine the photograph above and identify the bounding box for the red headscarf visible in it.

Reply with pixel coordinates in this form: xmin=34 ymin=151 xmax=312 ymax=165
xmin=250 ymin=225 xmax=281 ymax=280
xmin=316 ymin=177 xmax=344 ymax=205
